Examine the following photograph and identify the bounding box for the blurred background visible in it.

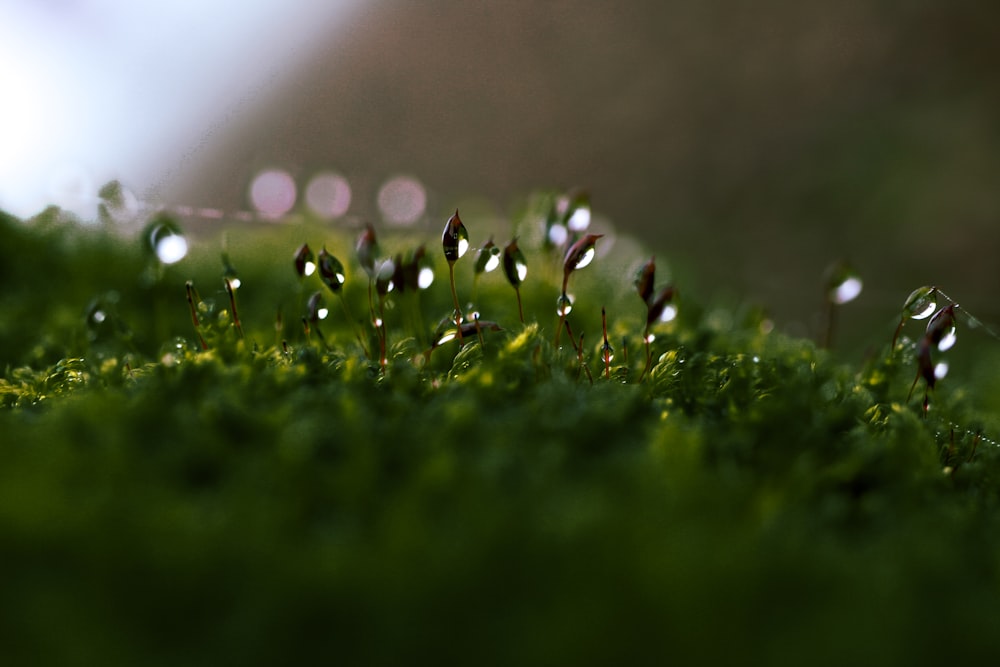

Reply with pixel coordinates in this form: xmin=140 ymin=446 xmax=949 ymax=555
xmin=3 ymin=0 xmax=998 ymax=350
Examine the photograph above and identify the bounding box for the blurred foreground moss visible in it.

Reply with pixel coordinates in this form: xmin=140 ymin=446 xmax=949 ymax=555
xmin=2 ymin=205 xmax=1000 ymax=665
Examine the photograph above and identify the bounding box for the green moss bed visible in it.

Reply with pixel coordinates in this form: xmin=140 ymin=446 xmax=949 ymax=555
xmin=2 ymin=200 xmax=1000 ymax=665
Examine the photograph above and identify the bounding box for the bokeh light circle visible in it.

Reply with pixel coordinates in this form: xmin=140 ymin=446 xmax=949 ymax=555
xmin=249 ymin=169 xmax=297 ymax=219
xmin=305 ymin=172 xmax=351 ymax=219
xmin=377 ymin=175 xmax=426 ymax=226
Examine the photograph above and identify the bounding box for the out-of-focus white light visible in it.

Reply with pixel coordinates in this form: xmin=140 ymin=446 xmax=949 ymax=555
xmin=832 ymin=277 xmax=863 ymax=305
xmin=567 ymin=206 xmax=590 ymax=231
xmin=547 ymin=223 xmax=568 ymax=246
xmin=0 ymin=2 xmax=363 ymax=219
xmin=660 ymin=304 xmax=678 ymax=323
xmin=154 ymin=234 xmax=188 ymax=264
xmin=418 ymin=267 xmax=435 ymax=289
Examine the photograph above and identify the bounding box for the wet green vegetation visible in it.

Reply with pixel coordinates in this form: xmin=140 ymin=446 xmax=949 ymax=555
xmin=2 ymin=198 xmax=1000 ymax=665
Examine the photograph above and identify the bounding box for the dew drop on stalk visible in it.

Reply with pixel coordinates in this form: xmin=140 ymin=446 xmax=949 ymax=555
xmin=317 ymin=247 xmax=346 ymax=293
xmin=573 ymin=246 xmax=596 ymax=270
xmin=442 ymin=210 xmax=470 ymax=262
xmin=149 ymin=222 xmax=188 ymax=265
xmin=635 ymin=256 xmax=656 ymax=304
xmin=294 ymin=243 xmax=315 ymax=278
xmin=937 ymin=327 xmax=957 ymax=352
xmin=563 ymin=234 xmax=603 ymax=274
xmin=306 ymin=291 xmax=326 ymax=322
xmin=556 ymin=293 xmax=574 ymax=316
xmin=356 ymin=224 xmax=379 ymax=277
xmin=474 ymin=238 xmax=501 ymax=274
xmin=926 ymin=304 xmax=958 ymax=351
xmin=503 ymin=240 xmax=528 ymax=287
xmin=903 ymin=286 xmax=937 ymax=320
xmin=435 ymin=330 xmax=457 ymax=347
xmin=934 ymin=362 xmax=949 ymax=380
xmin=375 ymin=260 xmax=395 ymax=296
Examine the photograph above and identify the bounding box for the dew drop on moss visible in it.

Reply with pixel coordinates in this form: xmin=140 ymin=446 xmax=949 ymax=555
xmin=601 ymin=341 xmax=614 ymax=363
xmin=317 ymin=247 xmax=346 ymax=292
xmin=294 ymin=243 xmax=316 ymax=278
xmin=556 ymin=293 xmax=574 ymax=316
xmin=903 ymin=286 xmax=937 ymax=320
xmin=503 ymin=240 xmax=528 ymax=287
xmin=149 ymin=222 xmax=188 ymax=264
xmin=937 ymin=327 xmax=957 ymax=352
xmin=442 ymin=210 xmax=470 ymax=262
xmin=474 ymin=238 xmax=501 ymax=274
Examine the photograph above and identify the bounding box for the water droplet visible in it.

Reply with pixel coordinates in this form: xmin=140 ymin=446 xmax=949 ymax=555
xmin=937 ymin=327 xmax=957 ymax=352
xmin=474 ymin=237 xmax=501 ymax=275
xmin=294 ymin=243 xmax=314 ymax=279
xmin=556 ymin=293 xmax=574 ymax=316
xmin=305 ymin=291 xmax=325 ymax=322
xmin=91 ymin=310 xmax=106 ymax=324
xmin=418 ymin=267 xmax=435 ymax=289
xmin=317 ymin=308 xmax=329 ymax=320
xmin=635 ymin=257 xmax=656 ymax=304
xmin=645 ymin=333 xmax=656 ymax=343
xmin=934 ymin=362 xmax=949 ymax=380
xmin=442 ymin=210 xmax=470 ymax=262
xmin=825 ymin=262 xmax=863 ymax=305
xmin=927 ymin=305 xmax=958 ymax=351
xmin=148 ymin=220 xmax=188 ymax=264
xmin=356 ymin=224 xmax=379 ymax=277
xmin=601 ymin=342 xmax=614 ymax=363
xmin=375 ymin=259 xmax=395 ymax=296
xmin=317 ymin=247 xmax=346 ymax=293
xmin=249 ymin=168 xmax=297 ymax=219
xmin=903 ymin=286 xmax=937 ymax=320
xmin=563 ymin=234 xmax=603 ymax=275
xmin=221 ymin=252 xmax=240 ymax=289
xmin=647 ymin=286 xmax=677 ymax=325
xmin=435 ymin=330 xmax=457 ymax=346
xmin=503 ymin=239 xmax=528 ymax=287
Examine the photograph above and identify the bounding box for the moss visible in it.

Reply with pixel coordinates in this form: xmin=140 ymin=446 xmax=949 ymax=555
xmin=1 ymin=203 xmax=999 ymax=665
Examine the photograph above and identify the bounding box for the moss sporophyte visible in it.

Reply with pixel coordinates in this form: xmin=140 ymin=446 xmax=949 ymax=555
xmin=4 ymin=197 xmax=1000 ymax=663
